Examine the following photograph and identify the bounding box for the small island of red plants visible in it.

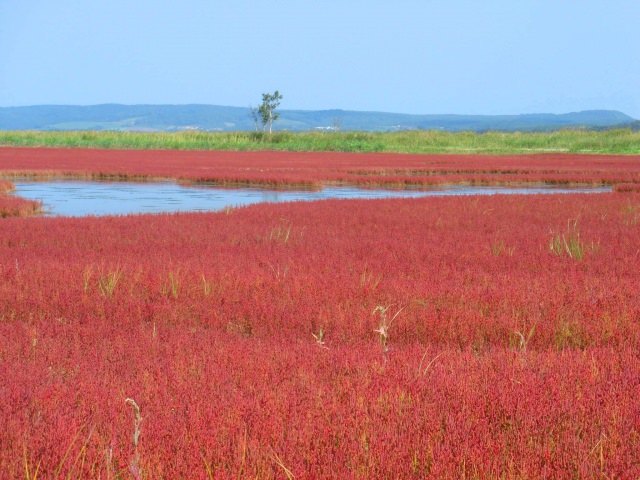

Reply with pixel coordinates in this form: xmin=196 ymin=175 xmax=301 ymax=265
xmin=0 ymin=178 xmax=43 ymax=217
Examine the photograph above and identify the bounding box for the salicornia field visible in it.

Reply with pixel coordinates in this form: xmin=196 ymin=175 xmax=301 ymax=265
xmin=1 ymin=145 xmax=640 ymax=478
xmin=0 ymin=179 xmax=43 ymax=218
xmin=1 ymin=147 xmax=640 ymax=190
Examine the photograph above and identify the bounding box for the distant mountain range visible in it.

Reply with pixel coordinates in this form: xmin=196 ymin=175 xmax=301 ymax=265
xmin=0 ymin=104 xmax=637 ymax=133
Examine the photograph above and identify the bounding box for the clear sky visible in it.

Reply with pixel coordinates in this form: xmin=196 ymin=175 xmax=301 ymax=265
xmin=1 ymin=0 xmax=639 ymax=118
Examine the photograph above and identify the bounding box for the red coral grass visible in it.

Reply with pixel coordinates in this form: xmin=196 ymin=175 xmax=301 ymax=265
xmin=1 ymin=146 xmax=640 ymax=188
xmin=0 ymin=179 xmax=15 ymax=194
xmin=0 ymin=195 xmax=43 ymax=217
xmin=2 ymin=148 xmax=640 ymax=477
xmin=614 ymin=183 xmax=640 ymax=193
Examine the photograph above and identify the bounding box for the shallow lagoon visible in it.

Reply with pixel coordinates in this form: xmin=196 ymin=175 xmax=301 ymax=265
xmin=11 ymin=180 xmax=611 ymax=217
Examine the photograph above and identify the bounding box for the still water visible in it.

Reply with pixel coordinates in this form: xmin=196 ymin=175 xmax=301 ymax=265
xmin=11 ymin=180 xmax=611 ymax=217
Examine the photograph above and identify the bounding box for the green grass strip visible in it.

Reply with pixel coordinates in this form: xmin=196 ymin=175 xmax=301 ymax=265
xmin=1 ymin=129 xmax=639 ymax=155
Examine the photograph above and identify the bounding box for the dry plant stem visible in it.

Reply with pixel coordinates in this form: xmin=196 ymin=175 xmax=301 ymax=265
xmin=200 ymin=451 xmax=214 ymax=479
xmin=417 ymin=351 xmax=446 ymax=377
xmin=125 ymin=398 xmax=142 ymax=446
xmin=125 ymin=398 xmax=143 ymax=479
xmin=373 ymin=305 xmax=404 ymax=352
xmin=22 ymin=444 xmax=41 ymax=480
xmin=237 ymin=423 xmax=248 ymax=480
xmin=272 ymin=450 xmax=295 ymax=480
xmin=312 ymin=328 xmax=328 ymax=349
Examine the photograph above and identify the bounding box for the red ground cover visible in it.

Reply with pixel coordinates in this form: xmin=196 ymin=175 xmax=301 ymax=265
xmin=0 ymin=196 xmax=42 ymax=218
xmin=0 ymin=180 xmax=15 ymax=194
xmin=1 ymin=147 xmax=640 ymax=187
xmin=1 ymin=182 xmax=640 ymax=477
xmin=0 ymin=179 xmax=43 ymax=217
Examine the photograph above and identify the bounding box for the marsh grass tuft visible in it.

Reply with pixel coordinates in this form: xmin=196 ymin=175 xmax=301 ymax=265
xmin=512 ymin=323 xmax=536 ymax=353
xmin=312 ymin=327 xmax=328 ymax=349
xmin=201 ymin=274 xmax=212 ymax=297
xmin=97 ymin=266 xmax=122 ymax=297
xmin=491 ymin=239 xmax=515 ymax=257
xmin=161 ymin=270 xmax=181 ymax=299
xmin=82 ymin=266 xmax=93 ymax=294
xmin=267 ymin=222 xmax=292 ymax=245
xmin=620 ymin=202 xmax=640 ymax=226
xmin=360 ymin=267 xmax=382 ymax=291
xmin=549 ymin=219 xmax=588 ymax=260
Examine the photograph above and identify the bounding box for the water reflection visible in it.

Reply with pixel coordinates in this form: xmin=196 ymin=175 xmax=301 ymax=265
xmin=10 ymin=180 xmax=611 ymax=217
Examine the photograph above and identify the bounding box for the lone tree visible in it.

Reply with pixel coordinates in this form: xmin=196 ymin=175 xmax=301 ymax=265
xmin=254 ymin=90 xmax=282 ymax=134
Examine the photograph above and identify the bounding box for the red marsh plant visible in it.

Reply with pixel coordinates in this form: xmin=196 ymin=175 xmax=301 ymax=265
xmin=0 ymin=196 xmax=44 ymax=217
xmin=2 ymin=188 xmax=640 ymax=476
xmin=614 ymin=182 xmax=640 ymax=193
xmin=0 ymin=178 xmax=44 ymax=217
xmin=0 ymin=179 xmax=15 ymax=194
xmin=2 ymin=146 xmax=640 ymax=188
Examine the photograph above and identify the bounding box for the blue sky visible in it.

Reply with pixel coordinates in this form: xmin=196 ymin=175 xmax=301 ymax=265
xmin=1 ymin=0 xmax=639 ymax=118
